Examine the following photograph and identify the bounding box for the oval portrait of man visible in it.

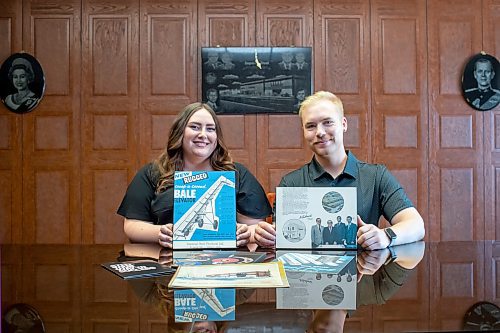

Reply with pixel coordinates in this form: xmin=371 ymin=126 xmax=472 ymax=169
xmin=0 ymin=53 xmax=45 ymax=114
xmin=462 ymin=53 xmax=500 ymax=111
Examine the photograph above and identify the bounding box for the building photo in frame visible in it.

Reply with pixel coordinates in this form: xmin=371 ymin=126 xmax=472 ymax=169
xmin=462 ymin=52 xmax=500 ymax=111
xmin=0 ymin=52 xmax=45 ymax=114
xmin=201 ymin=47 xmax=312 ymax=114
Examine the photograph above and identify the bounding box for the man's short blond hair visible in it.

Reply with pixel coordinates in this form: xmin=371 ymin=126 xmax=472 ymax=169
xmin=298 ymin=91 xmax=344 ymax=119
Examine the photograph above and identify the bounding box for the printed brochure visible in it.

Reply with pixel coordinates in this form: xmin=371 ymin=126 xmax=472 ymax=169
xmin=173 ymin=171 xmax=236 ymax=249
xmin=168 ymin=261 xmax=289 ymax=289
xmin=275 ymin=187 xmax=357 ymax=249
xmin=101 ymin=260 xmax=175 ymax=280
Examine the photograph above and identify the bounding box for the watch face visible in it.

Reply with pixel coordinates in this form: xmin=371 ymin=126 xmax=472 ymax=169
xmin=385 ymin=228 xmax=396 ymax=239
xmin=463 ymin=301 xmax=500 ymax=331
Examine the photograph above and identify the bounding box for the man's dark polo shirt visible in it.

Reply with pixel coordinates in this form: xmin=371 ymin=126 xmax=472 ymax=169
xmin=279 ymin=151 xmax=413 ymax=226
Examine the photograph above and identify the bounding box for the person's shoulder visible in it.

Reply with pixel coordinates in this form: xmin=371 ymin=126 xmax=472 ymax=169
xmin=280 ymin=163 xmax=310 ymax=186
xmin=493 ymin=88 xmax=500 ymax=95
xmin=283 ymin=164 xmax=309 ymax=178
xmin=465 ymin=87 xmax=479 ymax=93
xmin=234 ymin=162 xmax=248 ymax=172
xmin=137 ymin=162 xmax=159 ymax=181
xmin=5 ymin=94 xmax=14 ymax=103
xmin=355 ymin=158 xmax=389 ymax=176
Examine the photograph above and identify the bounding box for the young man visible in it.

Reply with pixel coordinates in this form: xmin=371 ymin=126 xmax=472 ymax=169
xmin=254 ymin=91 xmax=425 ymax=250
xmin=311 ymin=217 xmax=323 ymax=248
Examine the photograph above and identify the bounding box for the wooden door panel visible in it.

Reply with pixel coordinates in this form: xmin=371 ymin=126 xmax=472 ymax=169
xmin=255 ymin=0 xmax=313 ymax=191
xmin=139 ymin=0 xmax=198 ymax=166
xmin=370 ymin=0 xmax=428 ymax=226
xmin=483 ymin=0 xmax=500 ymax=240
xmin=199 ymin=0 xmax=257 ymax=173
xmin=314 ymin=0 xmax=371 ymax=163
xmin=428 ymin=0 xmax=484 ymax=241
xmin=82 ymin=0 xmax=139 ymax=244
xmin=21 ymin=0 xmax=82 ymax=244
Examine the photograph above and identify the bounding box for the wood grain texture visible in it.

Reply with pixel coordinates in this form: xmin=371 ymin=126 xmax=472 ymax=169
xmin=0 ymin=0 xmax=498 ymax=243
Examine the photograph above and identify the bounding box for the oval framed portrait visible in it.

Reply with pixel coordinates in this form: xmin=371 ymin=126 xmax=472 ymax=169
xmin=2 ymin=303 xmax=46 ymax=333
xmin=461 ymin=53 xmax=500 ymax=111
xmin=0 ymin=53 xmax=45 ymax=114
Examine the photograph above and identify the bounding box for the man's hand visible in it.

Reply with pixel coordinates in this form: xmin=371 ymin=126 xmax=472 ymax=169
xmin=356 ymin=248 xmax=390 ymax=282
xmin=158 ymin=224 xmax=173 ymax=248
xmin=236 ymin=223 xmax=251 ymax=247
xmin=254 ymin=222 xmax=276 ymax=248
xmin=356 ymin=216 xmax=390 ymax=250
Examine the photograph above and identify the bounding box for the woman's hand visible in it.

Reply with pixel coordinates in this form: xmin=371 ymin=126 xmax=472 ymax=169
xmin=158 ymin=247 xmax=173 ymax=266
xmin=158 ymin=224 xmax=173 ymax=248
xmin=236 ymin=223 xmax=251 ymax=247
xmin=254 ymin=222 xmax=276 ymax=248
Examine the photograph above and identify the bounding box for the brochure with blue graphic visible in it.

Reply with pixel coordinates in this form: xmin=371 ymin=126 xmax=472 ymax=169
xmin=173 ymin=171 xmax=237 ymax=249
xmin=174 ymin=289 xmax=236 ymax=322
xmin=276 ymin=251 xmax=354 ymax=274
xmin=276 ymin=251 xmax=357 ymax=310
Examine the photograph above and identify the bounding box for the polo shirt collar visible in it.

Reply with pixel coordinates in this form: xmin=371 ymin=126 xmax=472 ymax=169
xmin=308 ymin=150 xmax=359 ymax=181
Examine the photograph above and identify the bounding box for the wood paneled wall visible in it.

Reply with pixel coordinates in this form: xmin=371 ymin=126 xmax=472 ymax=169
xmin=0 ymin=0 xmax=499 ymax=244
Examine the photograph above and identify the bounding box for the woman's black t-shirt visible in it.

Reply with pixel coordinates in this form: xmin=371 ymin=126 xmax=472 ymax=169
xmin=117 ymin=162 xmax=272 ymax=225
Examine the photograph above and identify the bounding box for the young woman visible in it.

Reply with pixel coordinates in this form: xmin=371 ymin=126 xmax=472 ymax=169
xmin=117 ymin=102 xmax=272 ymax=247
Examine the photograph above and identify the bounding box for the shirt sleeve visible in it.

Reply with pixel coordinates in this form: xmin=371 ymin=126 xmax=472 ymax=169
xmin=378 ymin=166 xmax=414 ymax=222
xmin=235 ymin=163 xmax=273 ymax=219
xmin=117 ymin=164 xmax=158 ymax=223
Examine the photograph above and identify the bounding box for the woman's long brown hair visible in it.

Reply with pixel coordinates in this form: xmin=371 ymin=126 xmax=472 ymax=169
xmin=153 ymin=102 xmax=235 ymax=192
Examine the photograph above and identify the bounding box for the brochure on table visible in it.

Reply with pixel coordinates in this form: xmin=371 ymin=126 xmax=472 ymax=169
xmin=275 ymin=187 xmax=357 ymax=249
xmin=276 ymin=251 xmax=357 ymax=310
xmin=168 ymin=261 xmax=289 ymax=289
xmin=101 ymin=260 xmax=175 ymax=280
xmin=173 ymin=171 xmax=236 ymax=249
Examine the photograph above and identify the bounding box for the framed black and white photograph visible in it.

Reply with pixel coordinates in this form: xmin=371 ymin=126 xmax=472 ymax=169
xmin=201 ymin=47 xmax=312 ymax=114
xmin=0 ymin=52 xmax=45 ymax=114
xmin=462 ymin=53 xmax=500 ymax=111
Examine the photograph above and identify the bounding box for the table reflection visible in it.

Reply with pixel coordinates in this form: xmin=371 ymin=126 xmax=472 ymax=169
xmin=121 ymin=242 xmax=424 ymax=332
xmin=2 ymin=241 xmax=499 ymax=332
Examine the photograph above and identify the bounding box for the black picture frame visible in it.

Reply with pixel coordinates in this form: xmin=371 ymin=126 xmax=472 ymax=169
xmin=201 ymin=47 xmax=313 ymax=114
xmin=0 ymin=53 xmax=45 ymax=114
xmin=461 ymin=53 xmax=500 ymax=111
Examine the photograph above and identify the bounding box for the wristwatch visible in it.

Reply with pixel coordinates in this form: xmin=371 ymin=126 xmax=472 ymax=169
xmin=384 ymin=246 xmax=397 ymax=265
xmin=384 ymin=227 xmax=397 ymax=246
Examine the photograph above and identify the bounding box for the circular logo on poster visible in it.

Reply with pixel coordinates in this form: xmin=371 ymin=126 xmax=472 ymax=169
xmin=462 ymin=53 xmax=500 ymax=111
xmin=282 ymin=219 xmax=306 ymax=243
xmin=322 ymin=191 xmax=344 ymax=214
xmin=0 ymin=53 xmax=45 ymax=114
xmin=322 ymin=284 xmax=344 ymax=306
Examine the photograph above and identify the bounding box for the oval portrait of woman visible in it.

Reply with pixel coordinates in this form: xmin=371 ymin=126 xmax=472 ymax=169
xmin=462 ymin=53 xmax=500 ymax=111
xmin=0 ymin=53 xmax=45 ymax=114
